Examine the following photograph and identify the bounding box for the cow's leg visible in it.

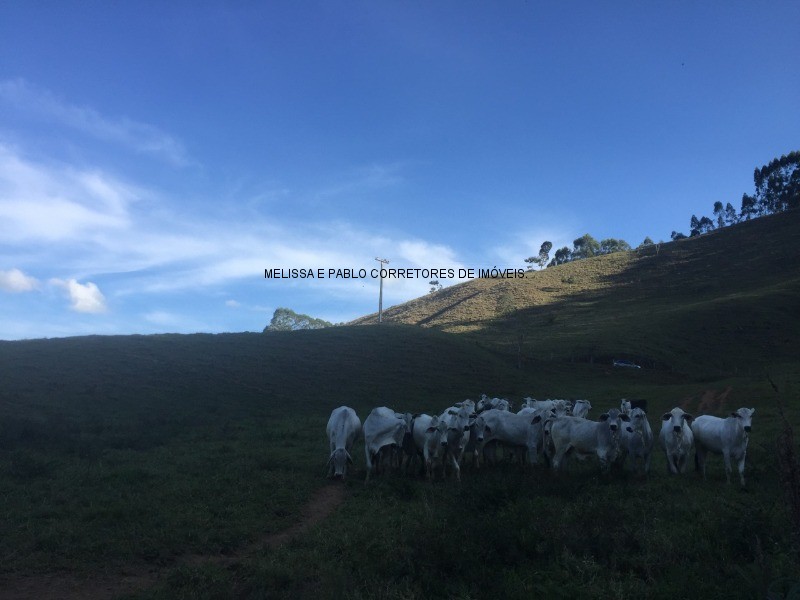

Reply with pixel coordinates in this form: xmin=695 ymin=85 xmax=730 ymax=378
xmin=450 ymin=453 xmax=461 ymax=482
xmin=695 ymin=444 xmax=707 ymax=480
xmin=737 ymin=451 xmax=747 ymax=487
xmin=552 ymin=445 xmax=568 ymax=471
xmin=722 ymin=449 xmax=733 ymax=484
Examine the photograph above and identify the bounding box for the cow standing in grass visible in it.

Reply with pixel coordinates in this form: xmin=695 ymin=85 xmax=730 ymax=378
xmin=363 ymin=407 xmax=408 ymax=483
xmin=326 ymin=406 xmax=361 ymax=480
xmin=659 ymin=407 xmax=694 ymax=474
xmin=439 ymin=404 xmax=474 ymax=482
xmin=620 ymin=407 xmax=654 ymax=475
xmin=409 ymin=414 xmax=448 ymax=480
xmin=549 ymin=408 xmax=631 ymax=472
xmin=692 ymin=408 xmax=755 ymax=486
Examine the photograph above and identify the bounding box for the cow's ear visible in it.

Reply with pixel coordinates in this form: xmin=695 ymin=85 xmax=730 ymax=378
xmin=661 ymin=413 xmax=671 ymax=421
xmin=599 ymin=413 xmax=609 ymax=421
xmin=426 ymin=426 xmax=436 ymax=433
xmin=684 ymin=413 xmax=694 ymax=422
xmin=731 ymin=411 xmax=740 ymax=418
xmin=484 ymin=425 xmax=492 ymax=435
xmin=750 ymin=408 xmax=755 ymax=415
xmin=531 ymin=415 xmax=542 ymax=424
xmin=346 ymin=451 xmax=353 ymax=464
xmin=620 ymin=414 xmax=631 ymax=422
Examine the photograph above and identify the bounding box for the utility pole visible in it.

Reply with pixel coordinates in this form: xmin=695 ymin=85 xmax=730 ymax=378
xmin=375 ymin=257 xmax=389 ymax=323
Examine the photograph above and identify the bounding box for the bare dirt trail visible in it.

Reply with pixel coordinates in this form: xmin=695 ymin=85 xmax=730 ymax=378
xmin=1 ymin=484 xmax=347 ymax=600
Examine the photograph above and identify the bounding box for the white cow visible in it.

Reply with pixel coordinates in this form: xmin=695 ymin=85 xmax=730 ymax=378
xmin=521 ymin=398 xmax=554 ymax=411
xmin=553 ymin=399 xmax=572 ymax=416
xmin=439 ymin=404 xmax=474 ymax=481
xmin=620 ymin=399 xmax=632 ymax=415
xmin=549 ymin=408 xmax=631 ymax=471
xmin=572 ymin=399 xmax=592 ymax=419
xmin=363 ymin=406 xmax=408 ymax=482
xmin=473 ymin=408 xmax=549 ymax=466
xmin=326 ymin=406 xmax=362 ymax=479
xmin=477 ymin=395 xmax=510 ymax=413
xmin=410 ymin=414 xmax=448 ymax=480
xmin=620 ymin=407 xmax=653 ymax=475
xmin=658 ymin=407 xmax=695 ymax=474
xmin=692 ymin=407 xmax=755 ymax=486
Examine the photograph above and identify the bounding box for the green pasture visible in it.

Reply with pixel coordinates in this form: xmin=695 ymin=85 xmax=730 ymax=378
xmin=0 ymin=325 xmax=798 ymax=599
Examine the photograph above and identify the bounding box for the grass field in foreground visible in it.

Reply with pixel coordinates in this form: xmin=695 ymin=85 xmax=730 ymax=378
xmin=1 ymin=325 xmax=798 ymax=598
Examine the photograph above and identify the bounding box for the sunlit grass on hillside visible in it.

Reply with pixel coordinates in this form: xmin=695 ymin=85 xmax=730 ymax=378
xmin=354 ymin=209 xmax=800 ymax=379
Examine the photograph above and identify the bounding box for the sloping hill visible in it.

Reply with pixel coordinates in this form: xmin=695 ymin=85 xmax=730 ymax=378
xmin=353 ymin=209 xmax=800 ymax=377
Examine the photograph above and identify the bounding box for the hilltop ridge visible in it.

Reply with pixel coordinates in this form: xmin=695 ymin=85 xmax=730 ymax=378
xmin=352 ymin=209 xmax=800 ymax=377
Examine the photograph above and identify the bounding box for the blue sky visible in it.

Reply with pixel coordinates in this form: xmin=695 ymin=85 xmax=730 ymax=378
xmin=1 ymin=2 xmax=798 ymax=339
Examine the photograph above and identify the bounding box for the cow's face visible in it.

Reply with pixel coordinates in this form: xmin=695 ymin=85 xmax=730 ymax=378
xmin=731 ymin=408 xmax=755 ymax=433
xmin=629 ymin=407 xmax=648 ymax=430
xmin=425 ymin=417 xmax=447 ymax=448
xmin=329 ymin=447 xmax=352 ymax=478
xmin=662 ymin=408 xmax=693 ymax=434
xmin=600 ymin=408 xmax=631 ymax=434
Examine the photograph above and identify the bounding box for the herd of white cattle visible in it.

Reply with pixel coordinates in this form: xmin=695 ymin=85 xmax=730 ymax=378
xmin=326 ymin=395 xmax=756 ymax=486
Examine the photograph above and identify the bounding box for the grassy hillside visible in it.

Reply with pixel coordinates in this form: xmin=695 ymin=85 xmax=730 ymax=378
xmin=354 ymin=209 xmax=800 ymax=378
xmin=1 ymin=212 xmax=799 ymax=598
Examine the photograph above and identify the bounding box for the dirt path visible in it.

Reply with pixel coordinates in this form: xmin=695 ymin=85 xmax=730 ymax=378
xmin=0 ymin=484 xmax=347 ymax=600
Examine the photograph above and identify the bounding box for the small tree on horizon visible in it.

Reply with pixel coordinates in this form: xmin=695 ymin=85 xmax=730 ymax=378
xmin=525 ymin=240 xmax=553 ymax=271
xmin=599 ymin=238 xmax=631 ymax=255
xmin=572 ymin=234 xmax=600 ymax=260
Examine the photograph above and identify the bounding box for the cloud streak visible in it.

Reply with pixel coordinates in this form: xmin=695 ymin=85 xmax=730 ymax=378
xmin=0 ymin=79 xmax=191 ymax=166
xmin=0 ymin=143 xmax=136 ymax=243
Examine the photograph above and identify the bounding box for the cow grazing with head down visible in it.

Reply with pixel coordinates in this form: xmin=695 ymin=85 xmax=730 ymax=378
xmin=549 ymin=408 xmax=631 ymax=472
xmin=692 ymin=407 xmax=755 ymax=486
xmin=658 ymin=407 xmax=694 ymax=474
xmin=326 ymin=406 xmax=362 ymax=480
xmin=363 ymin=407 xmax=408 ymax=483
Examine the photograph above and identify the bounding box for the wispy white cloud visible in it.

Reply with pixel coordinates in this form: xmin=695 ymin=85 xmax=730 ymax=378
xmin=0 ymin=79 xmax=191 ymax=166
xmin=0 ymin=143 xmax=135 ymax=243
xmin=50 ymin=278 xmax=108 ymax=313
xmin=312 ymin=162 xmax=405 ymax=201
xmin=0 ymin=268 xmax=38 ymax=292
